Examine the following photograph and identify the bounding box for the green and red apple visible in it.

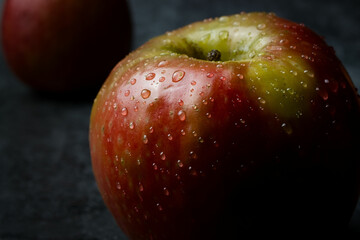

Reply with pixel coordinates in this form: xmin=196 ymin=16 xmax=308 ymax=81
xmin=2 ymin=0 xmax=132 ymax=92
xmin=89 ymin=12 xmax=360 ymax=238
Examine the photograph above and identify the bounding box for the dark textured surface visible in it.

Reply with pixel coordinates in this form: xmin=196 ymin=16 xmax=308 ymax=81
xmin=1 ymin=0 xmax=359 ymax=239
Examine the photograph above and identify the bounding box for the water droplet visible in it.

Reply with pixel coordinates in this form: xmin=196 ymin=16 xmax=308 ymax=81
xmin=125 ymin=90 xmax=130 ymax=97
xmin=141 ymin=89 xmax=151 ymax=99
xmin=207 ymin=72 xmax=214 ymax=78
xmin=149 ymin=126 xmax=154 ymax=133
xmin=200 ymin=33 xmax=211 ymax=43
xmin=290 ymin=70 xmax=298 ymax=76
xmin=153 ymin=163 xmax=158 ymax=170
xmin=116 ymin=182 xmax=122 ymax=190
xmin=160 ymin=152 xmax=166 ymax=160
xmin=130 ymin=78 xmax=137 ymax=85
xmin=158 ymin=60 xmax=168 ymax=67
xmin=304 ymin=70 xmax=314 ymax=78
xmin=219 ymin=16 xmax=229 ymax=22
xmin=218 ymin=30 xmax=229 ymax=40
xmin=139 ymin=183 xmax=144 ymax=192
xmin=143 ymin=135 xmax=148 ymax=144
xmin=178 ymin=110 xmax=186 ymax=121
xmin=258 ymin=97 xmax=266 ymax=104
xmin=177 ymin=160 xmax=184 ymax=167
xmin=157 ymin=203 xmax=163 ymax=211
xmin=167 ymin=134 xmax=173 ymax=141
xmin=178 ymin=99 xmax=184 ymax=106
xmin=180 ymin=129 xmax=186 ymax=135
xmin=191 ymin=81 xmax=197 ymax=86
xmin=220 ymin=76 xmax=226 ymax=81
xmin=163 ymin=187 xmax=170 ymax=196
xmin=248 ymin=51 xmax=256 ymax=58
xmin=129 ymin=122 xmax=135 ymax=129
xmin=237 ymin=74 xmax=244 ymax=79
xmin=281 ymin=123 xmax=293 ymax=135
xmin=257 ymin=23 xmax=266 ymax=30
xmin=318 ymin=89 xmax=329 ymax=101
xmin=121 ymin=107 xmax=128 ymax=116
xmin=159 ymin=76 xmax=166 ymax=82
xmin=189 ymin=151 xmax=197 ymax=159
xmin=146 ymin=72 xmax=156 ymax=80
xmin=172 ymin=70 xmax=185 ymax=82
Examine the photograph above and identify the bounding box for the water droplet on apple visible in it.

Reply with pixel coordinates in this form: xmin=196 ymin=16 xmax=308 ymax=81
xmin=149 ymin=126 xmax=154 ymax=133
xmin=218 ymin=30 xmax=229 ymax=40
xmin=141 ymin=89 xmax=151 ymax=99
xmin=146 ymin=72 xmax=156 ymax=80
xmin=143 ymin=135 xmax=148 ymax=144
xmin=125 ymin=90 xmax=130 ymax=97
xmin=304 ymin=70 xmax=314 ymax=78
xmin=318 ymin=88 xmax=329 ymax=101
xmin=178 ymin=110 xmax=186 ymax=121
xmin=121 ymin=107 xmax=128 ymax=116
xmin=139 ymin=183 xmax=144 ymax=192
xmin=168 ymin=134 xmax=173 ymax=141
xmin=281 ymin=122 xmax=293 ymax=135
xmin=158 ymin=60 xmax=168 ymax=67
xmin=200 ymin=33 xmax=211 ymax=43
xmin=206 ymin=112 xmax=212 ymax=118
xmin=130 ymin=78 xmax=137 ymax=85
xmin=237 ymin=74 xmax=244 ymax=80
xmin=219 ymin=16 xmax=229 ymax=22
xmin=177 ymin=160 xmax=184 ymax=167
xmin=258 ymin=97 xmax=266 ymax=104
xmin=248 ymin=51 xmax=256 ymax=58
xmin=191 ymin=81 xmax=197 ymax=85
xmin=160 ymin=152 xmax=166 ymax=160
xmin=129 ymin=122 xmax=135 ymax=129
xmin=220 ymin=76 xmax=226 ymax=81
xmin=163 ymin=187 xmax=170 ymax=196
xmin=157 ymin=203 xmax=163 ymax=211
xmin=178 ymin=99 xmax=184 ymax=106
xmin=257 ymin=23 xmax=266 ymax=30
xmin=206 ymin=72 xmax=214 ymax=78
xmin=116 ymin=182 xmax=122 ymax=190
xmin=180 ymin=129 xmax=186 ymax=135
xmin=159 ymin=76 xmax=166 ymax=82
xmin=172 ymin=70 xmax=185 ymax=82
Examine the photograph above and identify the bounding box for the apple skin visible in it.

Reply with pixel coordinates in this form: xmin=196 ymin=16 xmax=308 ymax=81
xmin=2 ymin=0 xmax=132 ymax=92
xmin=89 ymin=13 xmax=360 ymax=238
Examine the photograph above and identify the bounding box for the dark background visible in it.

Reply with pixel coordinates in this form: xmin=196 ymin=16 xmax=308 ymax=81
xmin=1 ymin=0 xmax=359 ymax=239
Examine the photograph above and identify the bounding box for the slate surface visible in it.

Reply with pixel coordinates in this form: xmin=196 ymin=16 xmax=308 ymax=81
xmin=1 ymin=0 xmax=359 ymax=239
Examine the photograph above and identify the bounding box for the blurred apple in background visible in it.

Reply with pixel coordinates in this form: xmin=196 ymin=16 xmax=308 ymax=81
xmin=1 ymin=0 xmax=132 ymax=93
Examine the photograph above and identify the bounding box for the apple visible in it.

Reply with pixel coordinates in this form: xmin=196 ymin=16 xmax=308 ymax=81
xmin=2 ymin=0 xmax=132 ymax=93
xmin=89 ymin=12 xmax=360 ymax=238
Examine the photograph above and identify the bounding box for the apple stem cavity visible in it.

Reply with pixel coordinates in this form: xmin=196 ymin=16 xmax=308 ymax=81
xmin=207 ymin=49 xmax=221 ymax=61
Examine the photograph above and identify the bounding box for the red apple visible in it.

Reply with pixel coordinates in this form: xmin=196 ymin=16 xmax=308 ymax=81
xmin=2 ymin=0 xmax=132 ymax=92
xmin=89 ymin=12 xmax=360 ymax=238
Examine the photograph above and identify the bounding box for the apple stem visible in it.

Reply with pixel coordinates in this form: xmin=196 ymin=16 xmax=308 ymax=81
xmin=207 ymin=49 xmax=221 ymax=61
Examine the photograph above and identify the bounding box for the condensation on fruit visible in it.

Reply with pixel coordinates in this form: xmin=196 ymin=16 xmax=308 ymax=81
xmin=141 ymin=89 xmax=151 ymax=99
xmin=218 ymin=30 xmax=229 ymax=40
xmin=145 ymin=72 xmax=156 ymax=80
xmin=281 ymin=122 xmax=293 ymax=135
xmin=157 ymin=60 xmax=168 ymax=67
xmin=121 ymin=107 xmax=128 ymax=116
xmin=172 ymin=70 xmax=185 ymax=82
xmin=178 ymin=110 xmax=186 ymax=121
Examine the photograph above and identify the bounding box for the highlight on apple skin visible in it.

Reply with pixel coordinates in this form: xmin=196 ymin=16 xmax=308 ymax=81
xmin=89 ymin=12 xmax=360 ymax=239
xmin=2 ymin=0 xmax=132 ymax=93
